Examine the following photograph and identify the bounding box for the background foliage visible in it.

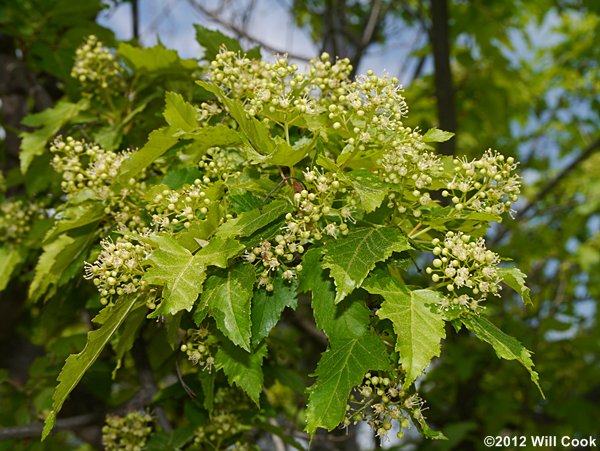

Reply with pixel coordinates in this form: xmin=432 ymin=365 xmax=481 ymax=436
xmin=1 ymin=0 xmax=598 ymax=450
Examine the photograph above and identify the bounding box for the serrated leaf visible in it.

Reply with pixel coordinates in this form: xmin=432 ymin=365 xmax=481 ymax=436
xmin=322 ymin=227 xmax=412 ymax=303
xmin=29 ymin=232 xmax=96 ymax=302
xmin=195 ymin=237 xmax=245 ymax=267
xmin=299 ymin=248 xmax=371 ymax=340
xmin=364 ymin=273 xmax=446 ymax=386
xmin=111 ymin=306 xmax=146 ymax=379
xmin=306 ymin=334 xmax=390 ymax=435
xmin=118 ymin=42 xmax=197 ymax=73
xmin=462 ymin=315 xmax=543 ymax=397
xmin=19 ymin=99 xmax=89 ymax=172
xmin=499 ymin=267 xmax=532 ymax=306
xmin=216 ymin=200 xmax=292 ymax=239
xmin=215 ymin=340 xmax=267 ymax=405
xmin=195 ymin=24 xmax=244 ymax=61
xmin=346 ymin=169 xmax=389 ymax=213
xmin=0 ymin=247 xmax=22 ymax=291
xmin=42 ymin=295 xmax=142 ymax=440
xmin=197 ymin=81 xmax=305 ymax=166
xmin=44 ymin=202 xmax=105 ymax=243
xmin=182 ymin=125 xmax=242 ymax=163
xmin=144 ymin=236 xmax=243 ymax=317
xmin=251 ymin=278 xmax=297 ymax=345
xmin=116 ymin=127 xmax=178 ymax=185
xmin=145 ymin=236 xmax=207 ymax=317
xmin=422 ymin=128 xmax=455 ymax=143
xmin=164 ymin=91 xmax=197 ymax=132
xmin=198 ymin=263 xmax=256 ymax=351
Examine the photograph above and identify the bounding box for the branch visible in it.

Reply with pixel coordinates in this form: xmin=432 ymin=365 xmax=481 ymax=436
xmin=0 ymin=413 xmax=100 ymax=441
xmin=516 ymin=137 xmax=600 ymax=219
xmin=429 ymin=0 xmax=457 ymax=155
xmin=187 ymin=0 xmax=313 ymax=62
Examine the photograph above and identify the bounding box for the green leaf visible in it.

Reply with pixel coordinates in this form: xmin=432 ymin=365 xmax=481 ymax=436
xmin=164 ymin=91 xmax=197 ymax=133
xmin=346 ymin=169 xmax=389 ymax=213
xmin=144 ymin=235 xmax=207 ymax=317
xmin=0 ymin=247 xmax=22 ymax=291
xmin=111 ymin=306 xmax=146 ymax=379
xmin=195 ymin=236 xmax=245 ymax=267
xmin=462 ymin=315 xmax=543 ymax=397
xmin=306 ymin=333 xmax=390 ymax=435
xmin=29 ymin=232 xmax=96 ymax=302
xmin=19 ymin=99 xmax=89 ymax=172
xmin=363 ymin=273 xmax=446 ymax=386
xmin=118 ymin=42 xmax=197 ymax=73
xmin=322 ymin=226 xmax=412 ymax=303
xmin=182 ymin=125 xmax=242 ymax=163
xmin=299 ymin=249 xmax=371 ymax=340
xmin=116 ymin=127 xmax=179 ymax=185
xmin=216 ymin=200 xmax=293 ymax=239
xmin=422 ymin=128 xmax=455 ymax=143
xmin=198 ymin=263 xmax=256 ymax=351
xmin=251 ymin=278 xmax=297 ymax=345
xmin=42 ymin=295 xmax=142 ymax=440
xmin=215 ymin=339 xmax=267 ymax=405
xmin=44 ymin=202 xmax=105 ymax=243
xmin=498 ymin=267 xmax=532 ymax=306
xmin=197 ymin=81 xmax=305 ymax=166
xmin=144 ymin=236 xmax=243 ymax=317
xmin=195 ymin=24 xmax=244 ymax=61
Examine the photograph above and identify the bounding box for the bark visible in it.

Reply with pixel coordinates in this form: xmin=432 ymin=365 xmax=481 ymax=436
xmin=430 ymin=0 xmax=457 ymax=155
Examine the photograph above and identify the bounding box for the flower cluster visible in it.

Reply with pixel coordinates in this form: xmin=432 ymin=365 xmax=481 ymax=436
xmin=244 ymin=168 xmax=354 ymax=290
xmin=198 ymin=147 xmax=243 ymax=181
xmin=84 ymin=236 xmax=151 ymax=305
xmin=101 ymin=411 xmax=153 ymax=451
xmin=50 ymin=136 xmax=129 ymax=199
xmin=442 ymin=150 xmax=521 ymax=216
xmin=208 ymin=50 xmax=352 ymax=117
xmin=426 ymin=231 xmax=501 ymax=312
xmin=193 ymin=388 xmax=252 ymax=447
xmin=146 ymin=179 xmax=213 ymax=231
xmin=71 ymin=35 xmax=123 ymax=95
xmin=344 ymin=372 xmax=418 ymax=440
xmin=0 ymin=198 xmax=44 ymax=244
xmin=194 ymin=411 xmax=245 ymax=447
xmin=180 ymin=326 xmax=216 ymax=372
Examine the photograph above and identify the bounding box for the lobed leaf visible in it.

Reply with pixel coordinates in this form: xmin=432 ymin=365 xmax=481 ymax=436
xmin=19 ymin=99 xmax=89 ymax=172
xmin=322 ymin=226 xmax=412 ymax=303
xmin=164 ymin=91 xmax=198 ymax=133
xmin=144 ymin=235 xmax=243 ymax=317
xmin=216 ymin=200 xmax=293 ymax=239
xmin=115 ymin=126 xmax=179 ymax=185
xmin=346 ymin=169 xmax=389 ymax=213
xmin=197 ymin=263 xmax=256 ymax=351
xmin=299 ymin=248 xmax=372 ymax=340
xmin=251 ymin=278 xmax=298 ymax=345
xmin=364 ymin=272 xmax=446 ymax=387
xmin=305 ymin=333 xmax=390 ymax=435
xmin=215 ymin=340 xmax=268 ymax=405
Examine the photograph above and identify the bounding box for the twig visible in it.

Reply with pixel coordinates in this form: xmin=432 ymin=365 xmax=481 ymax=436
xmin=0 ymin=413 xmax=100 ymax=440
xmin=187 ymin=0 xmax=313 ymax=62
